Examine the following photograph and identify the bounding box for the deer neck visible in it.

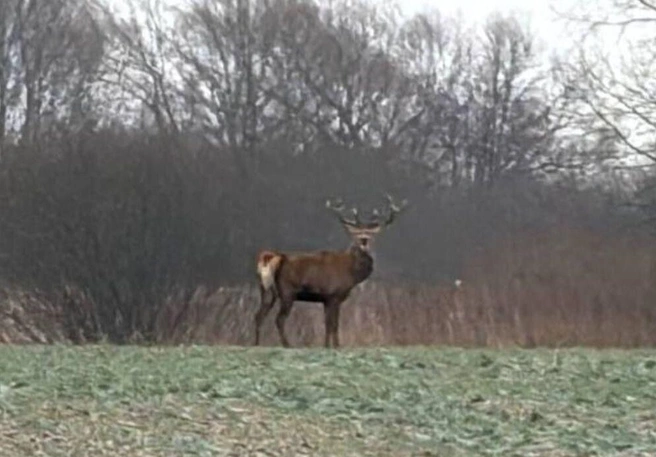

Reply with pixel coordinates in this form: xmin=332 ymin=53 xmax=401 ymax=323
xmin=348 ymin=245 xmax=374 ymax=284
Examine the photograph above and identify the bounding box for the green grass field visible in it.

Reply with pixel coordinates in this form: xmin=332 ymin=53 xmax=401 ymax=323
xmin=0 ymin=345 xmax=655 ymax=456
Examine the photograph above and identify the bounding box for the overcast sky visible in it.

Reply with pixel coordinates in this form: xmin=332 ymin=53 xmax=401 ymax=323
xmin=402 ymin=0 xmax=558 ymax=24
xmin=401 ymin=0 xmax=576 ymax=53
xmin=105 ymin=0 xmax=614 ymax=65
xmin=107 ymin=0 xmax=577 ymax=51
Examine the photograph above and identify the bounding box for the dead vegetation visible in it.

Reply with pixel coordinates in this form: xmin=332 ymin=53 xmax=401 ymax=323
xmin=1 ymin=0 xmax=655 ymax=349
xmin=2 ymin=227 xmax=654 ymax=348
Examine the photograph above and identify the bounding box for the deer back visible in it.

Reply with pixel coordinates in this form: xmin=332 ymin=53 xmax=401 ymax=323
xmin=276 ymin=249 xmax=372 ymax=297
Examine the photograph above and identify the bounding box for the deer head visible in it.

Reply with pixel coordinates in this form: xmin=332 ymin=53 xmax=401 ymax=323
xmin=325 ymin=194 xmax=408 ymax=251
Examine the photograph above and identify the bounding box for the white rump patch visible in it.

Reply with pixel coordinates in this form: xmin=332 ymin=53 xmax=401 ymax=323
xmin=257 ymin=262 xmax=276 ymax=290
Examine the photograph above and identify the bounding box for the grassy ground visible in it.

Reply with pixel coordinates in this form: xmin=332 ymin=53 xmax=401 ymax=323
xmin=0 ymin=346 xmax=655 ymax=456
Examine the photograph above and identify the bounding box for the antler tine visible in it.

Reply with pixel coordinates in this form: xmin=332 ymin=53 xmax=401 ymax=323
xmin=385 ymin=193 xmax=408 ymax=210
xmin=326 ymin=197 xmax=357 ymax=226
xmin=350 ymin=207 xmax=363 ymax=226
xmin=379 ymin=193 xmax=408 ymax=227
xmin=370 ymin=208 xmax=381 ymax=224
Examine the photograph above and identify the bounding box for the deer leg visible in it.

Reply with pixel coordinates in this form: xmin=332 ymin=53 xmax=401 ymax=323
xmin=254 ymin=285 xmax=276 ymax=346
xmin=275 ymin=297 xmax=294 ymax=348
xmin=323 ymin=299 xmax=342 ymax=349
xmin=331 ymin=301 xmax=342 ymax=348
xmin=323 ymin=302 xmax=333 ymax=348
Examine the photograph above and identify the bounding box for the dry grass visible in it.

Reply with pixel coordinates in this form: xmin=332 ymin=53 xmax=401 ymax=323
xmin=0 ymin=287 xmax=66 ymax=344
xmin=1 ymin=228 xmax=655 ymax=347
xmin=149 ymin=228 xmax=656 ymax=348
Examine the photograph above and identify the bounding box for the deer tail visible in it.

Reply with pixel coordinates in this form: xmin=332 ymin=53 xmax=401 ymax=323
xmin=256 ymin=250 xmax=283 ymax=292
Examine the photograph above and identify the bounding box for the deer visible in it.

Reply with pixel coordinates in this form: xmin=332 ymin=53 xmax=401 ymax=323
xmin=254 ymin=194 xmax=408 ymax=348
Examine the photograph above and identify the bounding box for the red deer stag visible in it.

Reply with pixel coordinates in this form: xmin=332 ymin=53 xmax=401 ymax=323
xmin=254 ymin=195 xmax=407 ymax=348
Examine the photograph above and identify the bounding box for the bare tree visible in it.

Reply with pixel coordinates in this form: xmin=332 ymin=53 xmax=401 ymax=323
xmin=0 ymin=0 xmax=20 ymax=148
xmin=552 ymin=0 xmax=656 ymax=227
xmin=94 ymin=0 xmax=182 ymax=137
xmin=557 ymin=0 xmax=656 ymax=167
xmin=396 ymin=11 xmax=569 ymax=188
xmin=170 ymin=0 xmax=275 ymax=175
xmin=258 ymin=0 xmax=421 ymax=153
xmin=0 ymin=0 xmax=104 ymax=147
xmin=394 ymin=11 xmax=476 ymax=187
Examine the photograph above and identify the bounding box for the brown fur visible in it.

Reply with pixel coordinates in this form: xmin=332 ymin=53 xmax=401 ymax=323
xmin=254 ymin=244 xmax=373 ymax=348
xmin=254 ymin=195 xmax=407 ymax=348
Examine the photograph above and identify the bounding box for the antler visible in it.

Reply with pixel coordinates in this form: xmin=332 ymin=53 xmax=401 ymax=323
xmin=326 ymin=198 xmax=360 ymax=227
xmin=327 ymin=194 xmax=407 ymax=229
xmin=371 ymin=193 xmax=408 ymax=228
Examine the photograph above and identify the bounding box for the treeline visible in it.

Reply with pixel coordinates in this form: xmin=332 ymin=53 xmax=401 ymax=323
xmin=0 ymin=0 xmax=653 ymax=344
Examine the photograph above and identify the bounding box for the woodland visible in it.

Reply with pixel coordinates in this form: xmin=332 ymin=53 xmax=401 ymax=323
xmin=0 ymin=0 xmax=655 ymax=346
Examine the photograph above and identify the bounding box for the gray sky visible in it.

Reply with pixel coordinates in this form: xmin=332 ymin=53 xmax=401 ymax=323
xmin=402 ymin=0 xmax=558 ymax=24
xmin=107 ymin=0 xmax=577 ymax=53
xmin=400 ymin=0 xmax=576 ymax=54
